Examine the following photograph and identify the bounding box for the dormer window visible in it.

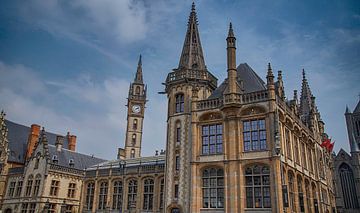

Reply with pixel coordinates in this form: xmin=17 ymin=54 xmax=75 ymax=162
xmin=69 ymin=159 xmax=74 ymax=167
xmin=52 ymin=155 xmax=58 ymax=164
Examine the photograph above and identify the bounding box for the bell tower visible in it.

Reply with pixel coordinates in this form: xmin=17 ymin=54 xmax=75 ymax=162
xmin=124 ymin=55 xmax=147 ymax=159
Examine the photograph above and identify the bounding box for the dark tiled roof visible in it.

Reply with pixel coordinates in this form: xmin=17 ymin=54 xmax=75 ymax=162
xmin=48 ymin=145 xmax=106 ymax=170
xmin=5 ymin=120 xmax=69 ymax=164
xmin=354 ymin=100 xmax=360 ymax=113
xmin=208 ymin=63 xmax=266 ymax=99
xmin=87 ymin=155 xmax=166 ymax=170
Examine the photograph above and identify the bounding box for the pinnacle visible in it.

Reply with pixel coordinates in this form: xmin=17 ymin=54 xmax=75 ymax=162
xmin=227 ymin=22 xmax=235 ymax=38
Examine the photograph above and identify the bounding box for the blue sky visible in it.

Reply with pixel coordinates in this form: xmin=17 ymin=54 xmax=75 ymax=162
xmin=0 ymin=0 xmax=359 ymax=159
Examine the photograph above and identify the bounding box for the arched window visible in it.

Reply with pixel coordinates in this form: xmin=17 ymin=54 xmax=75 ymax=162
xmin=25 ymin=175 xmax=33 ymax=196
xmin=130 ymin=149 xmax=135 ymax=158
xmin=159 ymin=178 xmax=164 ymax=209
xmin=98 ymin=182 xmax=108 ymax=210
xmin=135 ymin=86 xmax=140 ymax=95
xmin=34 ymin=152 xmax=41 ymax=169
xmin=202 ymin=168 xmax=224 ymax=209
xmin=245 ymin=165 xmax=271 ymax=208
xmin=305 ymin=180 xmax=311 ymax=213
xmin=85 ymin=182 xmax=95 ymax=210
xmin=132 ymin=134 xmax=136 ymax=144
xmin=298 ymin=177 xmax=304 ymax=212
xmin=143 ymin=179 xmax=154 ymax=210
xmin=15 ymin=180 xmax=23 ymax=197
xmin=127 ymin=180 xmax=137 ymax=209
xmin=33 ymin=174 xmax=41 ymax=196
xmin=133 ymin=119 xmax=138 ymax=130
xmin=175 ymin=94 xmax=184 ymax=113
xmin=112 ymin=180 xmax=123 ymax=210
xmin=339 ymin=163 xmax=359 ymax=208
xmin=288 ymin=173 xmax=295 ymax=211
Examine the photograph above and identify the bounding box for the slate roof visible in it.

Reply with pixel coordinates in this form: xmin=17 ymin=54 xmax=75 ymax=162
xmin=87 ymin=155 xmax=165 ymax=170
xmin=48 ymin=145 xmax=106 ymax=170
xmin=208 ymin=63 xmax=266 ymax=99
xmin=5 ymin=120 xmax=69 ymax=164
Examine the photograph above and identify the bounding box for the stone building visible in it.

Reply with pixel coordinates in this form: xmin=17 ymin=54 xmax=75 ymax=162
xmin=333 ymin=100 xmax=360 ymax=212
xmin=81 ymin=3 xmax=336 ymax=213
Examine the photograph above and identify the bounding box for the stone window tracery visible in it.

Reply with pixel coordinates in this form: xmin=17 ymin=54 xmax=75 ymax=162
xmin=143 ymin=178 xmax=154 ymax=210
xmin=112 ymin=180 xmax=123 ymax=210
xmin=98 ymin=181 xmax=108 ymax=210
xmin=245 ymin=165 xmax=271 ymax=208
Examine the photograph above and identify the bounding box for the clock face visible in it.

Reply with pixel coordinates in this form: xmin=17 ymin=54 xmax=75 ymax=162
xmin=132 ymin=105 xmax=141 ymax=113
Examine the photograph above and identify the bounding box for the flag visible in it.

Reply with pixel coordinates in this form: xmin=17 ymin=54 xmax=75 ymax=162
xmin=328 ymin=141 xmax=335 ymax=153
xmin=321 ymin=138 xmax=330 ymax=148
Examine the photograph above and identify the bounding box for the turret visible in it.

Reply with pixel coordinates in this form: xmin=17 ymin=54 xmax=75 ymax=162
xmin=225 ymin=23 xmax=240 ymax=94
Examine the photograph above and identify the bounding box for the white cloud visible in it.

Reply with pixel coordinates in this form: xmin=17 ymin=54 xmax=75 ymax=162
xmin=0 ymin=61 xmax=167 ymax=159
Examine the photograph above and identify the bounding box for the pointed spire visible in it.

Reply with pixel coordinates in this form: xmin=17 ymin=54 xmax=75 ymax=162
xmin=299 ymin=69 xmax=315 ymax=124
xmin=134 ymin=54 xmax=143 ymax=83
xmin=293 ymin=90 xmax=298 ymax=102
xmin=178 ymin=2 xmax=206 ymax=70
xmin=228 ymin=22 xmax=235 ymax=38
xmin=226 ymin=22 xmax=238 ymax=94
xmin=266 ymin=63 xmax=274 ymax=85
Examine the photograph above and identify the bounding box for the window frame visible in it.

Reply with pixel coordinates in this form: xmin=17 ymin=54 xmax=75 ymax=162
xmin=202 ymin=167 xmax=224 ymax=209
xmin=143 ymin=178 xmax=154 ymax=210
xmin=243 ymin=119 xmax=267 ymax=152
xmin=175 ymin=94 xmax=185 ymax=113
xmin=201 ymin=124 xmax=223 ymax=155
xmin=245 ymin=164 xmax=271 ymax=208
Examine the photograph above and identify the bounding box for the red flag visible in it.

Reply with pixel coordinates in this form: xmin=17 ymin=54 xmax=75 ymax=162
xmin=321 ymin=138 xmax=330 ymax=148
xmin=328 ymin=141 xmax=335 ymax=152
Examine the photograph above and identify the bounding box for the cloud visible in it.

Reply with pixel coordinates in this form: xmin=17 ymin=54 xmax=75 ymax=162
xmin=0 ymin=61 xmax=167 ymax=159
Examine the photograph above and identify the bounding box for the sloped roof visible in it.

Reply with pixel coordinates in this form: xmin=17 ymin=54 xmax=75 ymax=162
xmin=354 ymin=99 xmax=360 ymax=113
xmin=87 ymin=155 xmax=165 ymax=170
xmin=5 ymin=120 xmax=69 ymax=164
xmin=208 ymin=63 xmax=266 ymax=99
xmin=48 ymin=145 xmax=105 ymax=170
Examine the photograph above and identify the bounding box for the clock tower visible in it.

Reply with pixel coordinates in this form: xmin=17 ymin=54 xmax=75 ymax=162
xmin=124 ymin=55 xmax=147 ymax=159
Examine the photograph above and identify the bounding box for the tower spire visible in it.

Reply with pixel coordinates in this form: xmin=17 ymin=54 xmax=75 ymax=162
xmin=134 ymin=54 xmax=143 ymax=83
xmin=178 ymin=2 xmax=206 ymax=70
xmin=299 ymin=69 xmax=314 ymax=124
xmin=226 ymin=22 xmax=239 ymax=94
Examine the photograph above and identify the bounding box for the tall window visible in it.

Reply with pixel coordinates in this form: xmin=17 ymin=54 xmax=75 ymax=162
xmin=143 ymin=179 xmax=154 ymax=210
xmin=132 ymin=134 xmax=136 ymax=144
xmin=174 ymin=184 xmax=179 ymax=199
xmin=202 ymin=168 xmax=224 ymax=209
xmin=159 ymin=179 xmax=164 ymax=209
xmin=339 ymin=163 xmax=359 ymax=208
xmin=285 ymin=130 xmax=292 ymax=159
xmin=65 ymin=205 xmax=73 ymax=213
xmin=21 ymin=203 xmax=28 ymax=213
xmin=308 ymin=148 xmax=313 ymax=172
xmin=128 ymin=180 xmax=138 ymax=209
xmin=28 ymin=203 xmax=36 ymax=213
xmin=202 ymin=124 xmax=223 ymax=155
xmin=85 ymin=182 xmax=95 ymax=210
xmin=133 ymin=119 xmax=138 ymax=130
xmin=302 ymin=143 xmax=307 ymax=169
xmin=15 ymin=180 xmax=23 ymax=197
xmin=305 ymin=181 xmax=311 ymax=213
xmin=135 ymin=86 xmax=140 ymax=95
xmin=298 ymin=178 xmax=304 ymax=212
xmin=25 ymin=175 xmax=33 ymax=196
xmin=7 ymin=181 xmax=16 ymax=197
xmin=48 ymin=203 xmax=56 ymax=213
xmin=130 ymin=149 xmax=135 ymax=158
xmin=245 ymin=165 xmax=271 ymax=208
xmin=33 ymin=175 xmax=41 ymax=196
xmin=175 ymin=94 xmax=184 ymax=113
xmin=176 ymin=126 xmax=181 ymax=144
xmin=112 ymin=180 xmax=123 ymax=210
xmin=98 ymin=182 xmax=108 ymax=210
xmin=288 ymin=173 xmax=295 ymax=211
xmin=294 ymin=136 xmax=299 ymax=164
xmin=49 ymin=180 xmax=59 ymax=196
xmin=175 ymin=155 xmax=180 ymax=171
xmin=67 ymin=183 xmax=76 ymax=198
xmin=243 ymin=119 xmax=267 ymax=151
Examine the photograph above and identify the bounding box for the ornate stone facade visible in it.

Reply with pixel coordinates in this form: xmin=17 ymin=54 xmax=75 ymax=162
xmin=333 ymin=101 xmax=360 ymax=212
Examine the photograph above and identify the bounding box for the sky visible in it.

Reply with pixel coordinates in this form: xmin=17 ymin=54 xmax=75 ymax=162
xmin=0 ymin=0 xmax=359 ymax=160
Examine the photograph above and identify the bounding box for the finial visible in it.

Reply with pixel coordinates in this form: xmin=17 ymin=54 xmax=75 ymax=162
xmin=138 ymin=54 xmax=142 ymax=66
xmin=302 ymin=68 xmax=306 ymax=80
xmin=192 ymin=2 xmax=196 ymax=11
xmin=278 ymin=70 xmax=282 ymax=80
xmin=268 ymin=63 xmax=272 ymax=72
xmin=293 ymin=90 xmax=298 ymax=100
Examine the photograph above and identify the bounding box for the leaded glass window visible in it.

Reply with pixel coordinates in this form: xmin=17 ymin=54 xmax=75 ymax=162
xmin=85 ymin=182 xmax=95 ymax=210
xmin=112 ymin=180 xmax=123 ymax=210
xmin=175 ymin=94 xmax=184 ymax=113
xmin=98 ymin=182 xmax=108 ymax=210
xmin=202 ymin=168 xmax=224 ymax=209
xmin=127 ymin=180 xmax=137 ymax=209
xmin=143 ymin=179 xmax=154 ymax=210
xmin=202 ymin=124 xmax=223 ymax=155
xmin=245 ymin=165 xmax=271 ymax=208
xmin=243 ymin=119 xmax=267 ymax=151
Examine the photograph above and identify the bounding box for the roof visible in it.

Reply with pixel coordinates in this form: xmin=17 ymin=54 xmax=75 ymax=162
xmin=354 ymin=99 xmax=360 ymax=113
xmin=5 ymin=120 xmax=69 ymax=164
xmin=208 ymin=63 xmax=266 ymax=99
xmin=48 ymin=144 xmax=106 ymax=170
xmin=87 ymin=155 xmax=165 ymax=170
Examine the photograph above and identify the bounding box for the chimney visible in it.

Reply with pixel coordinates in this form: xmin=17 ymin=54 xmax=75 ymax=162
xmin=117 ymin=148 xmax=125 ymax=160
xmin=67 ymin=132 xmax=77 ymax=151
xmin=55 ymin=135 xmax=64 ymax=152
xmin=26 ymin=124 xmax=40 ymax=160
